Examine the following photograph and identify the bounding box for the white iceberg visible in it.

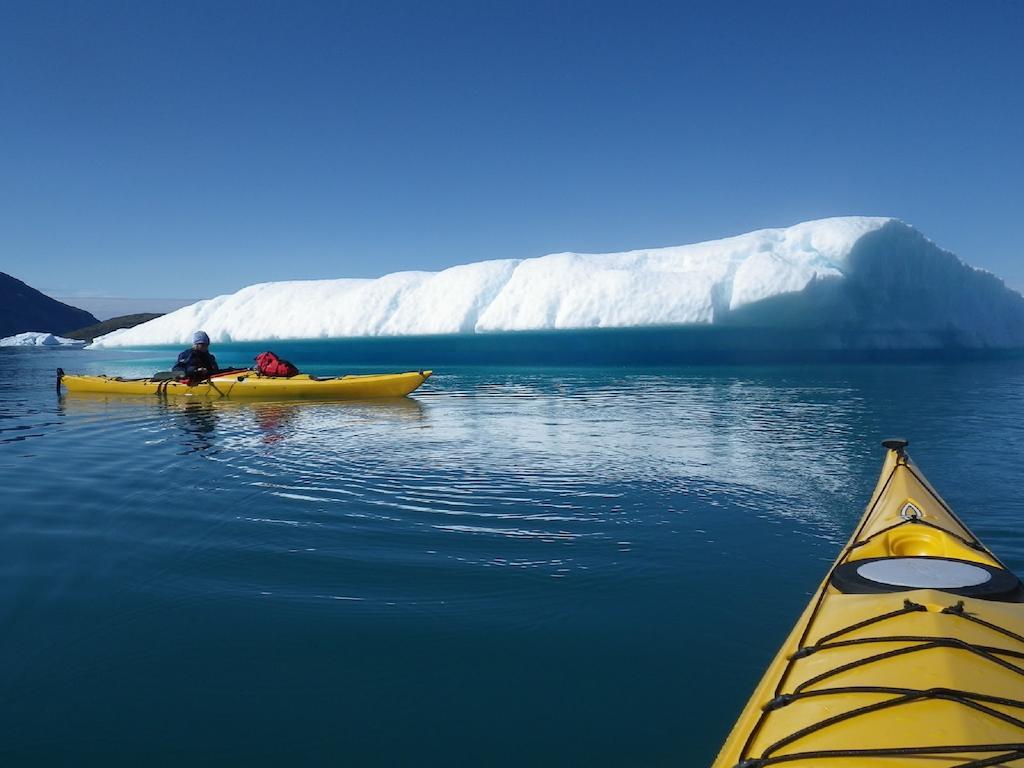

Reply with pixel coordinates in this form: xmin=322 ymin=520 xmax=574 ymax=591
xmin=89 ymin=217 xmax=1024 ymax=350
xmin=1 ymin=332 xmax=86 ymax=347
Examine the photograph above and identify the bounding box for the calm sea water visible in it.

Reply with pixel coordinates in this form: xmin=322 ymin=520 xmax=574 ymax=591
xmin=3 ymin=341 xmax=1024 ymax=766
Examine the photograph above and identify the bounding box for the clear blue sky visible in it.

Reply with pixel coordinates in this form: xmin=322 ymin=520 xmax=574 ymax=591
xmin=3 ymin=0 xmax=1022 ymax=305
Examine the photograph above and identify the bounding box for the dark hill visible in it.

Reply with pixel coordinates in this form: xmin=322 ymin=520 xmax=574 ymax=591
xmin=0 ymin=273 xmax=98 ymax=336
xmin=65 ymin=313 xmax=163 ymax=343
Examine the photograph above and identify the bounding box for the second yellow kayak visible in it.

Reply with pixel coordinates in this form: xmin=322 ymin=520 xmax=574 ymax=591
xmin=714 ymin=440 xmax=1024 ymax=767
xmin=59 ymin=369 xmax=432 ymax=399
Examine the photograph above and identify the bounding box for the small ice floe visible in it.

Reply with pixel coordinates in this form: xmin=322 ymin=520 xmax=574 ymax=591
xmin=0 ymin=332 xmax=86 ymax=347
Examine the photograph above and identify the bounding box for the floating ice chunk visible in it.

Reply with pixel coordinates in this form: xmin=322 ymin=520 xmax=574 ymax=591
xmin=1 ymin=332 xmax=86 ymax=347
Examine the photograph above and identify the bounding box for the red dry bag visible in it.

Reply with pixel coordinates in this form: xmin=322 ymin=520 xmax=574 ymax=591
xmin=254 ymin=351 xmax=299 ymax=377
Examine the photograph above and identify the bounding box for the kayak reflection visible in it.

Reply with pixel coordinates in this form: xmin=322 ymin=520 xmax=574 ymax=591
xmin=169 ymin=400 xmax=219 ymax=455
xmin=59 ymin=394 xmax=428 ymax=456
xmin=252 ymin=402 xmax=296 ymax=446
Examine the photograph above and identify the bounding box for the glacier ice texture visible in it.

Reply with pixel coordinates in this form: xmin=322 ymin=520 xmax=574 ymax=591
xmin=89 ymin=217 xmax=1024 ymax=352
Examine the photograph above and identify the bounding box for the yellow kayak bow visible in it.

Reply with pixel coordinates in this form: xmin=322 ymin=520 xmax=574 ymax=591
xmin=714 ymin=440 xmax=1024 ymax=768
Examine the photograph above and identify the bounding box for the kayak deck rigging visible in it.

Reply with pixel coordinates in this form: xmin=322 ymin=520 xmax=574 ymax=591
xmin=739 ymin=597 xmax=1024 ymax=767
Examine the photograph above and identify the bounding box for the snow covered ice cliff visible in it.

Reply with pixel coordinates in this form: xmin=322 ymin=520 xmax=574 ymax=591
xmin=90 ymin=217 xmax=1024 ymax=350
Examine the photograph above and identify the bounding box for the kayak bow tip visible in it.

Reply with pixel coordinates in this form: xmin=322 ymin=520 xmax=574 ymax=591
xmin=881 ymin=437 xmax=909 ymax=454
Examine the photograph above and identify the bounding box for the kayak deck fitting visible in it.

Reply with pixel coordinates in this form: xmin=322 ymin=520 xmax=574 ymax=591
xmin=57 ymin=368 xmax=432 ymax=399
xmin=714 ymin=440 xmax=1024 ymax=768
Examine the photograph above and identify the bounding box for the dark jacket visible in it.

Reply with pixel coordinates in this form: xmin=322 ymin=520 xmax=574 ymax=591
xmin=173 ymin=347 xmax=219 ymax=379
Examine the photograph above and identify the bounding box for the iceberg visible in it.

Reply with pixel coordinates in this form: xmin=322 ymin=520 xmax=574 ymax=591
xmin=1 ymin=332 xmax=86 ymax=347
xmin=89 ymin=217 xmax=1024 ymax=350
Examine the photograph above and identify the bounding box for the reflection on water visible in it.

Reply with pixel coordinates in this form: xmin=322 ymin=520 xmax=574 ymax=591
xmin=57 ymin=393 xmax=428 ymax=457
xmin=27 ymin=365 xmax=1024 ymax=562
xmin=171 ymin=400 xmax=220 ymax=454
xmin=250 ymin=402 xmax=297 ymax=446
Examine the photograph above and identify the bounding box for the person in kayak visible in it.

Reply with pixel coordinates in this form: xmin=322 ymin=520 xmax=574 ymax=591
xmin=173 ymin=331 xmax=219 ymax=380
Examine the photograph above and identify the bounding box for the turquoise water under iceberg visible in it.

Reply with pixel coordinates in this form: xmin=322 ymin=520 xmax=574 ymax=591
xmin=3 ymin=340 xmax=1024 ymax=765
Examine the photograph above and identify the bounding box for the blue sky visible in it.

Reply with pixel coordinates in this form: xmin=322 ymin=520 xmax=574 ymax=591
xmin=2 ymin=0 xmax=1022 ymax=309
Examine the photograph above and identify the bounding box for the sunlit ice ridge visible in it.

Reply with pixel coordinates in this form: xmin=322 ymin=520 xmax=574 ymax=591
xmin=91 ymin=217 xmax=1024 ymax=360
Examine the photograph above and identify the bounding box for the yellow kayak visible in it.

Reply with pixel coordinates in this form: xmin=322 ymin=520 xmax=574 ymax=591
xmin=714 ymin=440 xmax=1024 ymax=768
xmin=58 ymin=368 xmax=432 ymax=399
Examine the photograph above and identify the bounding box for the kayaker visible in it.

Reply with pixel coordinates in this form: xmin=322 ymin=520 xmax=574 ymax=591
xmin=173 ymin=330 xmax=220 ymax=380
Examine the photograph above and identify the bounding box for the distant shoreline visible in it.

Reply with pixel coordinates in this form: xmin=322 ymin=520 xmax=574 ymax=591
xmin=53 ymin=296 xmax=196 ymax=321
